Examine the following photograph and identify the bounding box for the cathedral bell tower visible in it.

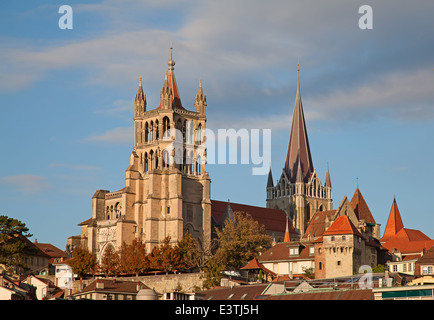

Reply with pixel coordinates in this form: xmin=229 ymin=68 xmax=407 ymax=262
xmin=266 ymin=65 xmax=332 ymax=237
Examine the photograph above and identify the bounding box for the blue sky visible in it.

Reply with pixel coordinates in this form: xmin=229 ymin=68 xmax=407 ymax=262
xmin=1 ymin=1 xmax=434 ymax=250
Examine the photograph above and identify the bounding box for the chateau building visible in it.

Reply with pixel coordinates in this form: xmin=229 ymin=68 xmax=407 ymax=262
xmin=266 ymin=66 xmax=332 ymax=236
xmin=68 ymin=48 xmax=211 ymax=259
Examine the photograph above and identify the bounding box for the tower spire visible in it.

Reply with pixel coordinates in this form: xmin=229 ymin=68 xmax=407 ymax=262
xmin=284 ymin=64 xmax=314 ymax=183
xmin=158 ymin=46 xmax=184 ymax=110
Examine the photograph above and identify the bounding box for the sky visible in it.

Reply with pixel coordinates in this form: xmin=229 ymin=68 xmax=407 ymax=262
xmin=1 ymin=0 xmax=434 ymax=250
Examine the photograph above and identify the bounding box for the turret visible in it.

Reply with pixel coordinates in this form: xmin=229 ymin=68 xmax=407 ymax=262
xmin=194 ymin=79 xmax=207 ymax=115
xmin=134 ymin=77 xmax=146 ymax=116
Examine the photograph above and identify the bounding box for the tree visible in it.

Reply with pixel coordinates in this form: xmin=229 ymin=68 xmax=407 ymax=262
xmin=0 ymin=215 xmax=37 ymax=274
xmin=202 ymin=255 xmax=226 ymax=289
xmin=99 ymin=245 xmax=121 ymax=277
xmin=68 ymin=246 xmax=97 ymax=280
xmin=215 ymin=211 xmax=273 ymax=270
xmin=176 ymin=231 xmax=201 ymax=272
xmin=148 ymin=236 xmax=181 ymax=274
xmin=120 ymin=239 xmax=149 ymax=276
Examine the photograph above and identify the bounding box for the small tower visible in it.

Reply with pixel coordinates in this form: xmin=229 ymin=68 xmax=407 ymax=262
xmin=194 ymin=79 xmax=207 ymax=115
xmin=134 ymin=77 xmax=146 ymax=116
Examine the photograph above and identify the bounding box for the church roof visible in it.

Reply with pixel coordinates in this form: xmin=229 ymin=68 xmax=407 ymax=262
xmin=350 ymin=188 xmax=376 ymax=225
xmin=381 ymin=228 xmax=434 ymax=254
xmin=322 ymin=215 xmax=363 ymax=237
xmin=380 ymin=198 xmax=404 ymax=243
xmin=211 ymin=200 xmax=297 ymax=236
xmin=284 ymin=67 xmax=314 ymax=183
xmin=267 ymin=168 xmax=274 ymax=188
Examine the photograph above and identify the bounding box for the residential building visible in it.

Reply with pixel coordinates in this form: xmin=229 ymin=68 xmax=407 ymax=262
xmin=71 ymin=279 xmax=155 ymax=300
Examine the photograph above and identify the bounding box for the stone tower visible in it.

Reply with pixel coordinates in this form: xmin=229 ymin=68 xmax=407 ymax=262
xmin=266 ymin=66 xmax=332 ymax=237
xmin=68 ymin=48 xmax=211 ymax=260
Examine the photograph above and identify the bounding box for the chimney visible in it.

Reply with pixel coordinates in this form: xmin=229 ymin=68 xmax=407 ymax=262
xmin=96 ymin=279 xmax=104 ymax=289
xmin=136 ymin=282 xmax=141 ymax=292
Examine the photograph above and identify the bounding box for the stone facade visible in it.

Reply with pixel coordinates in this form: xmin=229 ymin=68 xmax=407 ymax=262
xmin=67 ymin=49 xmax=211 ymax=260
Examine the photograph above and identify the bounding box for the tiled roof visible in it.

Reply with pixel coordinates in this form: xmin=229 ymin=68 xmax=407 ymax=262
xmin=79 ymin=279 xmax=149 ymax=294
xmin=381 ymin=228 xmax=434 ymax=254
xmin=302 ymin=210 xmax=337 ymax=240
xmin=380 ymin=198 xmax=404 ymax=243
xmin=322 ymin=215 xmax=363 ymax=237
xmin=258 ymin=242 xmax=314 ymax=263
xmin=417 ymin=245 xmax=434 ymax=264
xmin=211 ymin=200 xmax=297 ymax=235
xmin=198 ymin=284 xmax=269 ymax=300
xmin=33 ymin=242 xmax=67 ymax=259
xmin=350 ymin=188 xmax=376 ymax=224
xmin=267 ymin=289 xmax=374 ymax=300
xmin=241 ymin=258 xmax=276 ymax=277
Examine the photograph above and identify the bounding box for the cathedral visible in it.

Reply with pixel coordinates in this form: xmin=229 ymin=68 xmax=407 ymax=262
xmin=67 ymin=50 xmax=385 ymax=276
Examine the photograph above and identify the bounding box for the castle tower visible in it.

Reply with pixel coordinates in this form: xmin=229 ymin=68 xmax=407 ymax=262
xmin=266 ymin=66 xmax=332 ymax=237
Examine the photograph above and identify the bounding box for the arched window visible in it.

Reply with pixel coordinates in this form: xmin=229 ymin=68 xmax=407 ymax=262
xmin=144 ymin=152 xmax=148 ymax=172
xmin=145 ymin=122 xmax=149 ymax=143
xmin=155 ymin=120 xmax=159 ymax=140
xmin=197 ymin=155 xmax=202 ymax=175
xmin=149 ymin=150 xmax=154 ymax=170
xmin=163 ymin=149 xmax=170 ymax=168
xmin=163 ymin=117 xmax=170 ymax=139
xmin=197 ymin=124 xmax=203 ymax=144
xmin=150 ymin=120 xmax=154 ymax=142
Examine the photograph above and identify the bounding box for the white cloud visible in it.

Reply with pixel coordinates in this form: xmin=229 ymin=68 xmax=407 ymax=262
xmin=0 ymin=174 xmax=52 ymax=195
xmin=81 ymin=126 xmax=133 ymax=145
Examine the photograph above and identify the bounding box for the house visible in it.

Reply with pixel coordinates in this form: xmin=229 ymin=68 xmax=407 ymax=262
xmin=22 ymin=275 xmax=64 ymax=300
xmin=53 ymin=259 xmax=74 ymax=291
xmin=0 ymin=274 xmax=35 ymax=300
xmin=414 ymin=245 xmax=434 ymax=277
xmin=33 ymin=241 xmax=67 ymax=275
xmin=71 ymin=279 xmax=156 ymax=300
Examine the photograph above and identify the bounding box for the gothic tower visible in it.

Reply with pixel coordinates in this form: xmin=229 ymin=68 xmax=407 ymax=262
xmin=68 ymin=48 xmax=211 ymax=260
xmin=128 ymin=47 xmax=211 ymax=252
xmin=266 ymin=66 xmax=332 ymax=237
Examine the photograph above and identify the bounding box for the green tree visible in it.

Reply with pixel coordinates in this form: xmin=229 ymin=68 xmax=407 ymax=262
xmin=202 ymin=255 xmax=226 ymax=289
xmin=215 ymin=212 xmax=273 ymax=270
xmin=120 ymin=239 xmax=149 ymax=276
xmin=68 ymin=246 xmax=97 ymax=280
xmin=176 ymin=231 xmax=200 ymax=272
xmin=0 ymin=215 xmax=36 ymax=274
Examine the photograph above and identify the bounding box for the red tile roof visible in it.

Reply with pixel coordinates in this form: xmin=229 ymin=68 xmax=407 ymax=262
xmin=211 ymin=200 xmax=297 ymax=235
xmin=322 ymin=215 xmax=363 ymax=237
xmin=302 ymin=210 xmax=337 ymax=240
xmin=258 ymin=242 xmax=314 ymax=263
xmin=380 ymin=198 xmax=405 ymax=243
xmin=381 ymin=228 xmax=434 ymax=254
xmin=350 ymin=188 xmax=376 ymax=224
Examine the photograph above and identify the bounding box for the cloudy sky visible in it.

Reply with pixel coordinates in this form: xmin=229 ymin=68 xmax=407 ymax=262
xmin=1 ymin=0 xmax=434 ymax=249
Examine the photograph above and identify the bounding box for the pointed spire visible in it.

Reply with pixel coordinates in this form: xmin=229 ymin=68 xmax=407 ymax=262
xmin=284 ymin=217 xmax=291 ymax=242
xmin=284 ymin=65 xmax=314 ymax=183
xmin=135 ymin=76 xmax=146 ymax=114
xmin=325 ymin=163 xmax=332 ymax=188
xmin=194 ymin=78 xmax=207 ymax=114
xmin=267 ymin=166 xmax=274 ymax=188
xmin=158 ymin=46 xmax=184 ymax=110
xmin=381 ymin=197 xmax=405 ymax=242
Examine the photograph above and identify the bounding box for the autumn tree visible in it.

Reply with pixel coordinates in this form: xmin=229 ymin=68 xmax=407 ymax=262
xmin=0 ymin=215 xmax=37 ymax=274
xmin=68 ymin=246 xmax=97 ymax=280
xmin=148 ymin=236 xmax=181 ymax=274
xmin=120 ymin=239 xmax=149 ymax=276
xmin=215 ymin=211 xmax=272 ymax=270
xmin=202 ymin=255 xmax=226 ymax=289
xmin=99 ymin=245 xmax=121 ymax=277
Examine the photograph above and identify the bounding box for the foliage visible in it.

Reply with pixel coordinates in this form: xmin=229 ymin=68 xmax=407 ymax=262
xmin=176 ymin=231 xmax=201 ymax=271
xmin=68 ymin=246 xmax=97 ymax=279
xmin=148 ymin=236 xmax=182 ymax=274
xmin=0 ymin=215 xmax=37 ymax=273
xmin=120 ymin=239 xmax=149 ymax=276
xmin=372 ymin=264 xmax=387 ymax=273
xmin=202 ymin=255 xmax=226 ymax=289
xmin=302 ymin=267 xmax=315 ymax=279
xmin=99 ymin=245 xmax=121 ymax=277
xmin=214 ymin=211 xmax=273 ymax=270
